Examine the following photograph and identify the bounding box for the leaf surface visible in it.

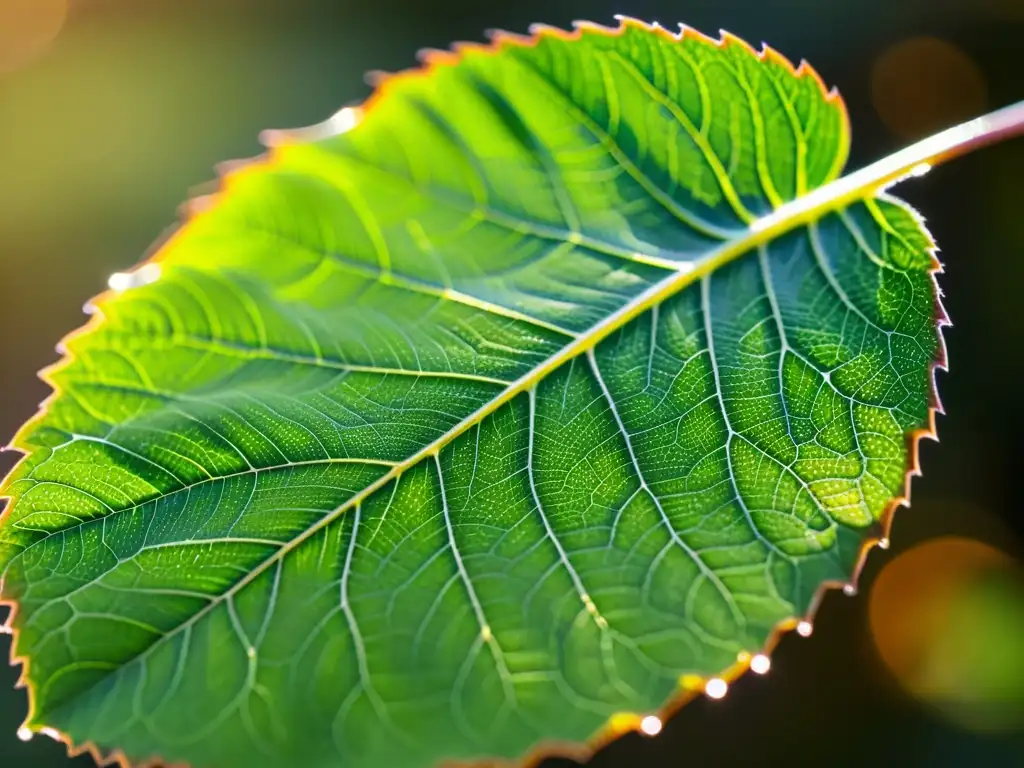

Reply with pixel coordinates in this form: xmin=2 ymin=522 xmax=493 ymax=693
xmin=0 ymin=18 xmax=943 ymax=768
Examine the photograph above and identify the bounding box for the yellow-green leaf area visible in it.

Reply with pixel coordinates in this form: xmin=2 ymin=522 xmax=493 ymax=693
xmin=0 ymin=19 xmax=941 ymax=768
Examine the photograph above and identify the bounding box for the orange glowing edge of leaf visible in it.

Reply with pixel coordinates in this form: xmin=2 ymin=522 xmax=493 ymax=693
xmin=0 ymin=15 xmax=949 ymax=768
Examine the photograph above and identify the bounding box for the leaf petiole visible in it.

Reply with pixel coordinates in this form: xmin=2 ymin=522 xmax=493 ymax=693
xmin=749 ymin=99 xmax=1024 ymax=235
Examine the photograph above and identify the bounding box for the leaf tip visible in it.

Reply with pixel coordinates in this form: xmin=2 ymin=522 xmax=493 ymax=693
xmin=363 ymin=68 xmax=391 ymax=87
xmin=481 ymin=27 xmax=531 ymax=48
xmin=570 ymin=18 xmax=613 ymax=35
xmin=416 ymin=45 xmax=461 ymax=67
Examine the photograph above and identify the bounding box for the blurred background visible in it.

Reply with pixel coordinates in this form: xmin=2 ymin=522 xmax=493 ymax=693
xmin=1 ymin=0 xmax=1022 ymax=765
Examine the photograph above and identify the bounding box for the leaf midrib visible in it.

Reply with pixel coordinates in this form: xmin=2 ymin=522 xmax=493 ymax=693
xmin=34 ymin=193 xmax=834 ymax=723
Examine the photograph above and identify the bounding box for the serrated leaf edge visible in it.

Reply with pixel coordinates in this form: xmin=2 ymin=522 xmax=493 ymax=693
xmin=7 ymin=14 xmax=1020 ymax=768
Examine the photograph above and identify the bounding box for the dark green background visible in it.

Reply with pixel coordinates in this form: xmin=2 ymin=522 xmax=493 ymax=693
xmin=2 ymin=1 xmax=1022 ymax=765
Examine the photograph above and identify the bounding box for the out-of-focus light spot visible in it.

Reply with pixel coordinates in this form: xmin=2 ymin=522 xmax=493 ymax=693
xmin=870 ymin=538 xmax=1007 ymax=680
xmin=796 ymin=621 xmax=813 ymax=637
xmin=705 ymin=678 xmax=728 ymax=699
xmin=17 ymin=727 xmax=33 ymax=742
xmin=639 ymin=715 xmax=662 ymax=736
xmin=108 ymin=263 xmax=161 ymax=292
xmin=872 ymin=37 xmax=987 ymax=140
xmin=0 ymin=0 xmax=67 ymax=74
xmin=750 ymin=654 xmax=771 ymax=675
xmin=870 ymin=537 xmax=1024 ymax=733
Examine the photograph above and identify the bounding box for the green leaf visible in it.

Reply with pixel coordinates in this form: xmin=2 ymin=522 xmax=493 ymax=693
xmin=0 ymin=18 xmax=946 ymax=768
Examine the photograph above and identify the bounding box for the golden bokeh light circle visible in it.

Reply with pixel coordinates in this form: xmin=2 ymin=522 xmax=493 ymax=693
xmin=870 ymin=537 xmax=1024 ymax=732
xmin=0 ymin=0 xmax=68 ymax=74
xmin=872 ymin=37 xmax=987 ymax=139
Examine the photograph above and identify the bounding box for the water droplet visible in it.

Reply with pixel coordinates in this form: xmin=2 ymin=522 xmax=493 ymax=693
xmin=108 ymin=263 xmax=161 ymax=293
xmin=639 ymin=715 xmax=662 ymax=736
xmin=705 ymin=678 xmax=728 ymax=699
xmin=40 ymin=727 xmax=61 ymax=742
xmin=797 ymin=621 xmax=814 ymax=637
xmin=750 ymin=654 xmax=771 ymax=674
xmin=843 ymin=584 xmax=858 ymax=596
xmin=878 ymin=537 xmax=891 ymax=550
xmin=326 ymin=107 xmax=362 ymax=135
xmin=17 ymin=727 xmax=33 ymax=742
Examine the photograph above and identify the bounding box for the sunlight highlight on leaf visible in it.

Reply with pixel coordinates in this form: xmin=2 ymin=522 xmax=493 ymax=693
xmin=0 ymin=15 xmax=977 ymax=768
